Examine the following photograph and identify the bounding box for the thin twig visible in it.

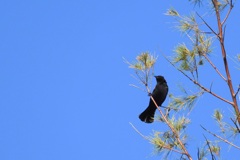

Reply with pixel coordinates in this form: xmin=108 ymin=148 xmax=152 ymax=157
xmin=234 ymin=85 xmax=240 ymax=98
xmin=129 ymin=122 xmax=149 ymax=140
xmin=163 ymin=54 xmax=233 ymax=105
xmin=223 ymin=25 xmax=226 ymax=41
xmin=221 ymin=0 xmax=234 ymax=25
xmin=129 ymin=84 xmax=147 ymax=93
xmin=196 ymin=12 xmax=218 ymax=37
xmin=202 ymin=54 xmax=227 ymax=81
xmin=197 ymin=148 xmax=201 ymax=160
xmin=201 ymin=125 xmax=240 ymax=150
xmin=230 ymin=118 xmax=240 ymax=133
xmin=209 ymin=81 xmax=213 ymax=92
xmin=203 ymin=135 xmax=216 ymax=160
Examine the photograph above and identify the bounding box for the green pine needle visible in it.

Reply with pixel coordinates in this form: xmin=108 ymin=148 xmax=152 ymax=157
xmin=213 ymin=110 xmax=223 ymax=122
xmin=165 ymin=8 xmax=179 ymax=16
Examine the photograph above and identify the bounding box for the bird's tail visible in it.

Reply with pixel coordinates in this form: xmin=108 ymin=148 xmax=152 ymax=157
xmin=139 ymin=107 xmax=156 ymax=123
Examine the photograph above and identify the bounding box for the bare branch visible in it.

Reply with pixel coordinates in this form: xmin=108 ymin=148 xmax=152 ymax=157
xmin=202 ymin=54 xmax=227 ymax=81
xmin=163 ymin=54 xmax=233 ymax=105
xmin=221 ymin=0 xmax=234 ymax=25
xmin=129 ymin=84 xmax=146 ymax=93
xmin=201 ymin=125 xmax=240 ymax=150
xmin=212 ymin=0 xmax=240 ymax=124
xmin=129 ymin=122 xmax=149 ymax=140
xmin=196 ymin=12 xmax=218 ymax=37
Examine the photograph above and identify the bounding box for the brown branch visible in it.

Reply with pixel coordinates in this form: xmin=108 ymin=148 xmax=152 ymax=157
xmin=203 ymin=54 xmax=227 ymax=81
xmin=163 ymin=54 xmax=233 ymax=105
xmin=212 ymin=0 xmax=240 ymax=124
xmin=221 ymin=0 xmax=234 ymax=25
xmin=201 ymin=125 xmax=240 ymax=150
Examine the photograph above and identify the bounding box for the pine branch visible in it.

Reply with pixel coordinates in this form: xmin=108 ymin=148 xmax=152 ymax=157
xmin=148 ymin=90 xmax=193 ymax=160
xmin=129 ymin=109 xmax=187 ymax=156
xmin=163 ymin=54 xmax=233 ymax=105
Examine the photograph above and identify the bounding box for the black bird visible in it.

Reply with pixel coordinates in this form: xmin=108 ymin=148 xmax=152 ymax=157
xmin=139 ymin=75 xmax=168 ymax=123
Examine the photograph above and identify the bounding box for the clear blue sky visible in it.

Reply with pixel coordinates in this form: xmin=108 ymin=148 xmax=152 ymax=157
xmin=0 ymin=0 xmax=239 ymax=160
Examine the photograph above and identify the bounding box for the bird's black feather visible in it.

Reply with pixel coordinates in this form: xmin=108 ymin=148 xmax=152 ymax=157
xmin=139 ymin=75 xmax=168 ymax=123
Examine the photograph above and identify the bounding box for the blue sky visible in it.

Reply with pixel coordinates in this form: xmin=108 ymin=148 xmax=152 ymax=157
xmin=0 ymin=0 xmax=239 ymax=160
